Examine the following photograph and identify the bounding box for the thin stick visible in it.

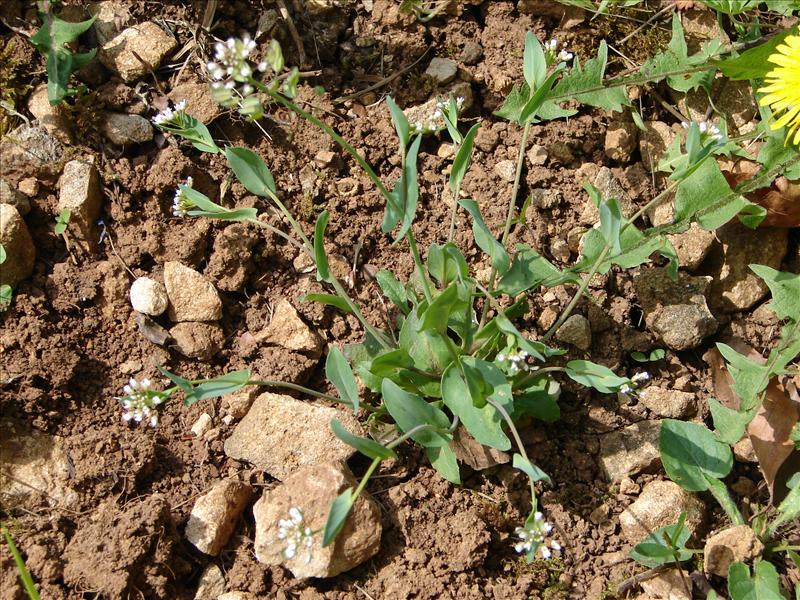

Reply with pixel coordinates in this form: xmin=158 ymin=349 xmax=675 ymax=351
xmin=277 ymin=0 xmax=308 ymax=68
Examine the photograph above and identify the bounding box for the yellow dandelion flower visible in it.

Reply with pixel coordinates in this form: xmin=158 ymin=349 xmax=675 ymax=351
xmin=758 ymin=33 xmax=800 ymax=145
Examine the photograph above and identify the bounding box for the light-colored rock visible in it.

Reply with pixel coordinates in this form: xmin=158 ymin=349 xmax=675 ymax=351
xmin=256 ymin=299 xmax=323 ymax=357
xmin=253 ymin=461 xmax=382 ymax=578
xmin=164 ymin=261 xmax=222 ymax=322
xmin=102 ymin=113 xmax=153 ymax=145
xmin=450 ymin=426 xmax=509 ymax=470
xmin=704 ymin=223 xmax=788 ymax=313
xmin=191 ymin=413 xmax=213 ymax=437
xmin=633 ymin=268 xmax=717 ymax=351
xmin=668 ymin=223 xmax=717 ymax=271
xmin=223 ymin=393 xmax=362 ymax=480
xmin=17 ymin=177 xmax=38 ymax=197
xmin=640 ymin=121 xmax=677 ymax=173
xmin=556 ymin=314 xmax=591 ymax=350
xmin=193 ymin=564 xmax=225 ymax=600
xmin=129 ymin=277 xmax=168 ymax=316
xmin=168 ymin=82 xmax=221 ymax=124
xmin=703 ymin=525 xmax=763 ymax=577
xmin=223 ymin=388 xmax=258 ymax=419
xmin=99 ymin=21 xmax=176 ymax=81
xmin=1 ymin=179 xmax=30 ymax=216
xmin=185 ymin=478 xmax=253 ymax=556
xmin=527 ymin=144 xmax=548 ymax=166
xmin=403 ymin=81 xmax=473 ymax=129
xmin=599 ymin=420 xmax=662 ymax=481
xmin=27 ymin=84 xmax=72 ymax=143
xmin=494 ymin=159 xmax=516 ymax=183
xmin=314 ymin=150 xmax=337 ymax=167
xmin=529 ymin=188 xmax=561 ymax=210
xmin=425 ymin=57 xmax=458 ymax=84
xmin=580 ymin=166 xmax=635 ymax=225
xmin=638 ymin=387 xmax=696 ymax=418
xmin=0 ymin=204 xmax=35 ymax=287
xmin=88 ymin=1 xmax=131 ymax=45
xmin=620 ymin=480 xmax=705 ymax=544
xmin=58 ymin=159 xmax=103 ymax=252
xmin=639 ymin=568 xmax=692 ymax=600
xmin=550 ymin=238 xmax=571 ymax=263
xmin=217 ymin=592 xmax=258 ymax=600
xmin=733 ymin=437 xmax=757 ymax=463
xmin=605 ymin=119 xmax=638 ymax=163
xmin=0 ymin=418 xmax=78 ymax=508
xmin=0 ymin=123 xmax=65 ymax=182
xmin=170 ymin=322 xmax=225 ymax=360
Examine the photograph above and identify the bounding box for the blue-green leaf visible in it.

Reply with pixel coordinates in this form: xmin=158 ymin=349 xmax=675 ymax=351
xmin=459 ymin=199 xmax=510 ymax=274
xmin=322 ymin=488 xmax=355 ymax=547
xmin=326 ymin=347 xmax=359 ymax=412
xmin=382 ymin=379 xmax=451 ymax=448
xmin=300 ymin=293 xmax=353 ymax=313
xmin=375 ymin=269 xmax=409 ymax=314
xmin=314 ymin=210 xmax=332 ymax=283
xmin=565 ymin=360 xmax=629 ymax=394
xmin=450 ymin=123 xmax=480 ymax=194
xmin=330 ymin=419 xmax=395 ymax=461
xmin=513 ymin=453 xmax=551 ymax=484
xmin=660 ymin=419 xmax=733 ymax=492
xmin=224 ymin=147 xmax=277 ymax=198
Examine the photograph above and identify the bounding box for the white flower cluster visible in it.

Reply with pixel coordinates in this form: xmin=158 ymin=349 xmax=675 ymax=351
xmin=681 ymin=120 xmax=723 ymax=141
xmin=120 ymin=377 xmax=167 ymax=427
xmin=172 ymin=176 xmax=194 ymax=218
xmin=277 ymin=507 xmax=315 ymax=563
xmin=409 ymin=96 xmax=465 ymax=135
xmin=544 ymin=38 xmax=573 ymax=64
xmin=496 ymin=349 xmax=531 ymax=375
xmin=514 ymin=511 xmax=562 ymax=559
xmin=152 ymin=99 xmax=187 ymax=126
xmin=619 ymin=371 xmax=650 ymax=397
xmin=207 ymin=36 xmax=266 ymax=111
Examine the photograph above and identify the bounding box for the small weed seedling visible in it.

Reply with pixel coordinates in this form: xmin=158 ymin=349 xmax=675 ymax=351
xmin=0 ymin=243 xmax=11 ymax=311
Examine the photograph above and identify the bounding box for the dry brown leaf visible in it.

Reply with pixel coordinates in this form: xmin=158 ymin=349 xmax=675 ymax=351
xmin=449 ymin=426 xmax=509 ymax=471
xmin=134 ymin=311 xmax=171 ymax=346
xmin=722 ymin=162 xmax=800 ymax=228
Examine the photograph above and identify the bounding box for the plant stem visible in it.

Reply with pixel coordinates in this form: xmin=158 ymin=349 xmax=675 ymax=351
xmin=265 ymin=190 xmax=314 ymax=253
xmin=245 ymin=217 xmax=307 ymax=251
xmin=479 ymin=121 xmax=531 ymax=328
xmin=447 ymin=178 xmax=463 ymax=243
xmin=487 ymin=397 xmax=537 ymax=501
xmin=406 ymin=229 xmax=434 ymax=304
xmin=246 ymin=378 xmax=371 ymax=409
xmin=707 ymin=478 xmax=745 ymax=526
xmin=329 ymin=275 xmax=393 ymax=349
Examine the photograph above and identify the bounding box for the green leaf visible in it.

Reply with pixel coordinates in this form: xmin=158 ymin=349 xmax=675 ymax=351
xmin=660 ymin=419 xmax=733 ymax=492
xmin=598 ymin=198 xmax=622 ymax=255
xmin=728 ymin=561 xmax=786 ymax=600
xmin=709 ymin=398 xmax=750 ymax=445
xmin=184 ymin=369 xmax=252 ymax=406
xmin=181 ymin=186 xmax=257 ymax=221
xmin=322 ymin=488 xmax=355 ymax=547
xmin=426 ymin=444 xmax=461 ymax=484
xmin=498 ymin=244 xmax=579 ymax=296
xmin=382 ymin=135 xmax=422 ymax=242
xmin=158 ymin=367 xmax=194 ymax=395
xmin=427 ymin=243 xmax=469 ymax=287
xmin=629 ymin=514 xmax=693 ymax=568
xmin=441 ymin=359 xmax=512 ymax=450
xmin=375 ymin=269 xmax=409 ymax=315
xmin=314 ymin=210 xmax=332 ymax=283
xmin=548 ymin=41 xmax=629 ymax=113
xmin=0 ymin=244 xmax=6 ymax=264
xmin=523 ymin=31 xmax=547 ymax=89
xmin=674 ymin=158 xmax=742 ymax=229
xmin=715 ymin=28 xmax=793 ymax=80
xmin=716 ymin=342 xmax=770 ymax=412
xmin=419 ymin=282 xmax=468 ymax=335
xmin=381 ymin=379 xmax=452 ymax=448
xmin=282 ymin=67 xmax=300 ymax=98
xmin=565 ymin=360 xmax=629 ymax=394
xmin=631 ymin=349 xmax=666 ymax=363
xmin=520 ymin=69 xmax=562 ymax=124
xmin=330 ymin=419 xmax=396 ymax=461
xmin=495 ymin=313 xmax=563 ymax=361
xmin=326 ymin=347 xmax=359 ymax=412
xmin=300 ymin=293 xmax=352 ymax=313
xmin=450 ymin=124 xmax=480 ymax=194
xmin=513 ymin=377 xmax=561 ymax=422
xmin=513 ymin=453 xmax=551 ymax=484
xmin=459 ymin=199 xmax=510 ymax=274
xmin=399 ymin=306 xmax=452 ymax=375
xmin=2 ymin=526 xmax=41 ymax=600
xmin=386 ymin=96 xmax=410 ymax=153
xmin=225 ymin=147 xmax=277 ymax=198
xmin=0 ymin=284 xmax=11 ymax=310
xmin=749 ymin=265 xmax=800 ymax=322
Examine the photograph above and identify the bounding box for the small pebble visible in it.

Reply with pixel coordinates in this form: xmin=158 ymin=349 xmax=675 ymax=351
xmin=130 ymin=277 xmax=169 ymax=316
xmin=191 ymin=413 xmax=212 ymax=437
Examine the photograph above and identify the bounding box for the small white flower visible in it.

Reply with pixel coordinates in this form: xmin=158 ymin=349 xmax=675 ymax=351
xmin=119 ymin=376 xmax=167 ymax=427
xmin=277 ymin=506 xmax=315 ymax=563
xmin=540 ymin=545 xmax=551 ymax=559
xmin=558 ymin=50 xmax=573 ymax=62
xmin=631 ymin=372 xmax=650 ymax=385
xmin=172 ymin=176 xmax=195 ymax=218
xmin=514 ymin=511 xmax=561 ymax=560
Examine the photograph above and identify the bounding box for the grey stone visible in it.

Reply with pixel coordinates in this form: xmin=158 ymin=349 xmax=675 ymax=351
xmin=703 ymin=222 xmax=788 ymax=313
xmin=640 ymin=121 xmax=677 ymax=173
xmin=670 ymin=223 xmax=717 ymax=271
xmin=164 ymin=261 xmax=222 ymax=322
xmin=556 ymin=314 xmax=591 ymax=350
xmin=580 ymin=167 xmax=635 ymax=225
xmin=223 ymin=393 xmax=362 ymax=480
xmin=425 ymin=57 xmax=458 ymax=84
xmin=0 ymin=123 xmax=65 ymax=182
xmin=99 ymin=21 xmax=176 ymax=81
xmin=58 ymin=159 xmax=103 ymax=252
xmin=638 ymin=386 xmax=696 ymax=418
xmin=633 ymin=268 xmax=717 ymax=351
xmin=460 ymin=41 xmax=483 ymax=65
xmin=169 ymin=322 xmax=225 ymax=360
xmin=168 ymin=82 xmax=221 ymax=124
xmin=253 ymin=461 xmax=382 ymax=578
xmin=530 ymin=188 xmax=561 ymax=209
xmin=640 ymin=568 xmax=691 ymax=600
xmin=0 ymin=204 xmax=35 ymax=287
xmin=619 ymin=480 xmax=705 ymax=544
xmin=102 ymin=113 xmax=153 ymax=145
xmin=185 ymin=478 xmax=253 ymax=556
xmin=494 ymin=159 xmax=516 ymax=182
xmin=129 ymin=277 xmax=168 ymax=316
xmin=404 ymin=82 xmax=473 ymax=131
xmin=0 ymin=179 xmax=30 ymax=215
xmin=193 ymin=564 xmax=225 ymax=600
xmin=256 ymin=299 xmax=324 ymax=357
xmin=704 ymin=525 xmax=763 ymax=577
xmin=599 ymin=419 xmax=662 ymax=481
xmin=88 ymin=1 xmax=131 ymax=45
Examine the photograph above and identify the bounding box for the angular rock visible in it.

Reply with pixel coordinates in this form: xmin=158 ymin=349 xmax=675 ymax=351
xmin=129 ymin=277 xmax=168 ymax=316
xmin=17 ymin=178 xmax=39 ymax=198
xmin=0 ymin=178 xmax=30 ymax=215
xmin=170 ymin=322 xmax=225 ymax=360
xmin=205 ymin=222 xmax=258 ymax=292
xmin=605 ymin=119 xmax=638 ymax=163
xmin=638 ymin=387 xmax=696 ymax=418
xmin=222 ymin=388 xmax=258 ymax=420
xmin=529 ymin=188 xmax=562 ymax=210
xmin=185 ymin=478 xmax=253 ymax=556
xmin=425 ymin=57 xmax=458 ymax=84
xmin=253 ymin=461 xmax=382 ymax=578
xmin=669 ymin=223 xmax=717 ymax=271
xmin=527 ymin=144 xmax=548 ymax=166
xmin=0 ymin=123 xmax=65 ymax=182
xmin=168 ymin=82 xmax=221 ymax=124
xmin=224 ymin=393 xmax=362 ymax=480
xmin=640 ymin=121 xmax=677 ymax=173
xmin=0 ymin=204 xmax=35 ymax=287
xmin=633 ymin=268 xmax=717 ymax=351
xmin=703 ymin=222 xmax=788 ymax=313
xmin=256 ymin=299 xmax=323 ymax=357
xmin=460 ymin=41 xmax=483 ymax=65
xmin=639 ymin=568 xmax=691 ymax=600
xmin=58 ymin=159 xmax=103 ymax=252
xmin=494 ymin=159 xmax=516 ymax=183
xmin=190 ymin=413 xmax=213 ymax=438
xmin=599 ymin=419 xmax=662 ymax=481
xmin=0 ymin=417 xmax=78 ymax=507
xmin=619 ymin=480 xmax=705 ymax=544
xmin=580 ymin=166 xmax=636 ymax=225
xmin=703 ymin=525 xmax=763 ymax=577
xmin=193 ymin=564 xmax=225 ymax=600
xmin=733 ymin=437 xmax=757 ymax=463
xmin=28 ymin=83 xmax=72 ymax=143
xmin=404 ymin=81 xmax=473 ymax=129
xmin=99 ymin=21 xmax=177 ymax=81
xmin=556 ymin=314 xmax=591 ymax=350
xmin=450 ymin=426 xmax=509 ymax=470
xmin=218 ymin=593 xmax=257 ymax=600
xmin=88 ymin=0 xmax=131 ymax=45
xmin=102 ymin=113 xmax=153 ymax=145
xmin=164 ymin=261 xmax=222 ymax=322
